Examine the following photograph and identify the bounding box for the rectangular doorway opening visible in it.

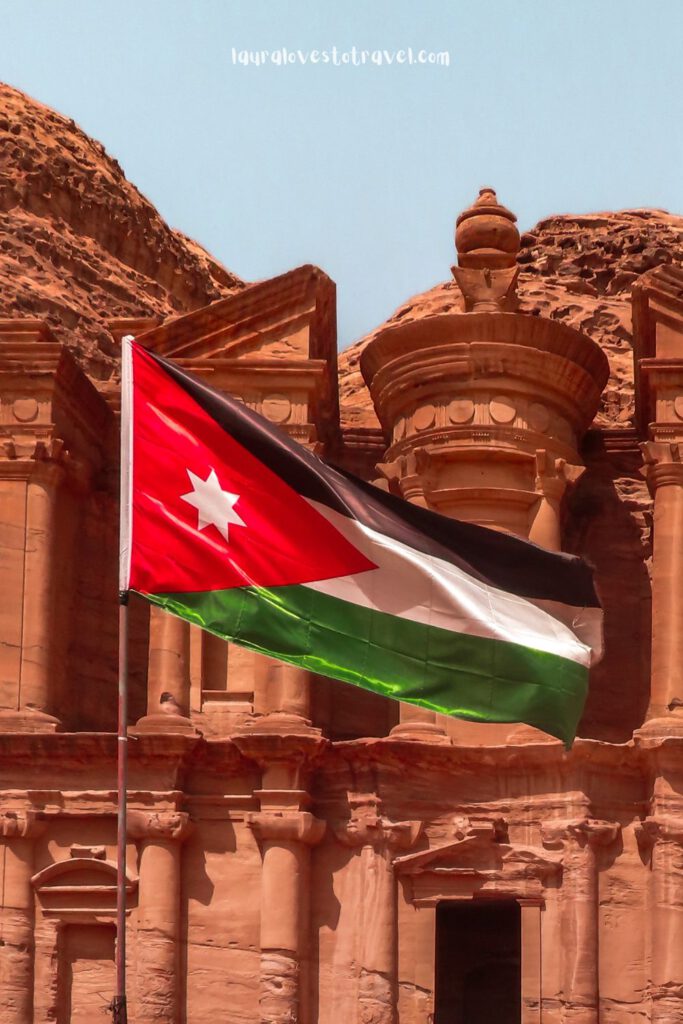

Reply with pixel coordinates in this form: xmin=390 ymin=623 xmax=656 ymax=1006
xmin=435 ymin=900 xmax=521 ymax=1024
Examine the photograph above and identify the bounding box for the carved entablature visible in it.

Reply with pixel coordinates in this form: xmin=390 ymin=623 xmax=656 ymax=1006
xmin=127 ymin=809 xmax=193 ymax=843
xmin=0 ymin=320 xmax=112 ymax=477
xmin=633 ymin=264 xmax=683 ymax=440
xmin=111 ymin=265 xmax=340 ymax=453
xmin=394 ymin=815 xmax=561 ymax=905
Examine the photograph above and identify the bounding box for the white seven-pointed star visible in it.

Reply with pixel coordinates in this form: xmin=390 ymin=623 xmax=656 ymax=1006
xmin=180 ymin=468 xmax=246 ymax=543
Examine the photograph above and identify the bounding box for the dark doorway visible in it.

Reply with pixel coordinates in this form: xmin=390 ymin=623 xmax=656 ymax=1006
xmin=435 ymin=900 xmax=521 ymax=1024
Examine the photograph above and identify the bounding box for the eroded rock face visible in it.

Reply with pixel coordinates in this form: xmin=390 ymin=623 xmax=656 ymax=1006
xmin=0 ymin=82 xmax=242 ymax=379
xmin=339 ymin=209 xmax=683 ymax=429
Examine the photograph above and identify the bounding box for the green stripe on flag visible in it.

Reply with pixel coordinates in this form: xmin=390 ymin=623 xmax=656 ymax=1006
xmin=141 ymin=584 xmax=587 ymax=746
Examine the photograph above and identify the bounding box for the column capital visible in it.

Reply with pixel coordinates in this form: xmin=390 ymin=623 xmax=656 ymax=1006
xmin=534 ymin=450 xmax=584 ymax=500
xmin=247 ymin=810 xmax=325 ymax=846
xmin=635 ymin=816 xmax=683 ymax=849
xmin=127 ymin=809 xmax=193 ymax=842
xmin=641 ymin=441 xmax=683 ymax=491
xmin=541 ymin=817 xmax=621 ymax=850
xmin=232 ymin=730 xmax=326 ymax=770
xmin=0 ymin=808 xmax=46 ymax=840
xmin=335 ymin=794 xmax=423 ymax=852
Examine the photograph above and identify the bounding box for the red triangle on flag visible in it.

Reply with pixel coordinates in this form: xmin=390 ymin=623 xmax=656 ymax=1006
xmin=128 ymin=345 xmax=376 ymax=594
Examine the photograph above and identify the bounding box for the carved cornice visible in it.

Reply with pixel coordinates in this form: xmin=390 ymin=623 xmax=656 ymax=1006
xmin=248 ymin=810 xmax=325 ymax=846
xmin=127 ymin=809 xmax=193 ymax=842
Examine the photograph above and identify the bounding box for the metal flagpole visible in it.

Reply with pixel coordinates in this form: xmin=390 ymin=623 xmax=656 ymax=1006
xmin=112 ymin=333 xmax=134 ymax=1024
xmin=113 ymin=593 xmax=129 ymax=1024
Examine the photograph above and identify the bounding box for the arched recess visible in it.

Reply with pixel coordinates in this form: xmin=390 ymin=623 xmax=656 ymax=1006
xmin=30 ymin=856 xmax=138 ymax=1024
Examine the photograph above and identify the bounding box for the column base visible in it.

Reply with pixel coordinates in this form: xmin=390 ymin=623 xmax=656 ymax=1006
xmin=131 ymin=711 xmax=200 ymax=736
xmin=0 ymin=707 xmax=62 ymax=732
xmin=239 ymin=711 xmax=322 ymax=737
xmin=506 ymin=723 xmax=562 ymax=745
xmin=390 ymin=720 xmax=452 ymax=744
xmin=634 ymin=707 xmax=683 ymax=741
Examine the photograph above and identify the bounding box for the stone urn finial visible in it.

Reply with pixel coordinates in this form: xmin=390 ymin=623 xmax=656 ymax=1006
xmin=452 ymin=187 xmax=521 ymax=311
xmin=455 ymin=187 xmax=520 ymax=269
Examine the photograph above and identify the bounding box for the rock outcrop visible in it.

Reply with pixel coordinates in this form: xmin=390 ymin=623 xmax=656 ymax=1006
xmin=339 ymin=209 xmax=683 ymax=430
xmin=0 ymin=82 xmax=242 ymax=379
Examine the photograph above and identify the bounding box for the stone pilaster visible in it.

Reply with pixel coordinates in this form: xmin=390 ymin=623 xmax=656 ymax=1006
xmin=542 ymin=817 xmax=621 ymax=1023
xmin=639 ymin=442 xmax=683 ymax=730
xmin=0 ymin=809 xmax=45 ymax=1024
xmin=335 ymin=796 xmax=421 ymax=1024
xmin=0 ymin=327 xmax=110 ymax=732
xmin=636 ymin=817 xmax=683 ymax=1023
xmin=127 ymin=810 xmax=193 ymax=1024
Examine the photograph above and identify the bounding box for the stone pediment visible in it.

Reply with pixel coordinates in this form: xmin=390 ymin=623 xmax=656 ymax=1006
xmin=125 ymin=265 xmax=336 ymax=364
xmin=394 ymin=820 xmax=561 ymax=905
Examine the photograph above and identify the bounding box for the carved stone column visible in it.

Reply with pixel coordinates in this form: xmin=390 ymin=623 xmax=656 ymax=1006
xmin=637 ymin=817 xmax=683 ymax=1023
xmin=640 ymin=442 xmax=683 ymax=728
xmin=528 ymin=453 xmax=584 ymax=553
xmin=127 ymin=810 xmax=193 ymax=1024
xmin=256 ymin=659 xmax=313 ymax=726
xmin=236 ymin=731 xmax=326 ymax=1024
xmin=135 ymin=609 xmax=197 ymax=734
xmin=542 ymin=818 xmax=620 ymax=1023
xmin=248 ymin=808 xmax=325 ymax=1024
xmin=0 ymin=810 xmax=45 ymax=1024
xmin=335 ymin=796 xmax=421 ymax=1024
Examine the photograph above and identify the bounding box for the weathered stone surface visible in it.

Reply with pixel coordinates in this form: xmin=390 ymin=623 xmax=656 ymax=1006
xmin=0 ymin=83 xmax=242 ymax=380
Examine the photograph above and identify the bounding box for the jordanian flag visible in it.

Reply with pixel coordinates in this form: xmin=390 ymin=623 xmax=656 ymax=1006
xmin=120 ymin=338 xmax=602 ymax=746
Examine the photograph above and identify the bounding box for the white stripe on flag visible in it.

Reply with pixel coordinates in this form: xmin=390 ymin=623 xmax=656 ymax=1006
xmin=304 ymin=500 xmax=593 ymax=668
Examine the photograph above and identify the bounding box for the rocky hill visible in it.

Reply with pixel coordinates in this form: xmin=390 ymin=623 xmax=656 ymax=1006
xmin=0 ymin=82 xmax=242 ymax=379
xmin=339 ymin=209 xmax=683 ymax=429
xmin=3 ymin=82 xmax=683 ymax=429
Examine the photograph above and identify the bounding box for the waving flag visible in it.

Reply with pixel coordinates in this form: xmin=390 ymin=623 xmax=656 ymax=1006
xmin=120 ymin=337 xmax=601 ymax=745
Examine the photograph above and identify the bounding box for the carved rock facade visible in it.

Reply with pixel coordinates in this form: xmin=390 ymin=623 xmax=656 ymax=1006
xmin=2 ymin=90 xmax=683 ymax=1023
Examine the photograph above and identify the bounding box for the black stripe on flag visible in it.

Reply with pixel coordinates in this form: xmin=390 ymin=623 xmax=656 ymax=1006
xmin=151 ymin=350 xmax=600 ymax=609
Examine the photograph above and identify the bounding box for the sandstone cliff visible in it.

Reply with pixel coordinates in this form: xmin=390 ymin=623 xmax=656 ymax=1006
xmin=0 ymin=82 xmax=242 ymax=380
xmin=339 ymin=209 xmax=683 ymax=430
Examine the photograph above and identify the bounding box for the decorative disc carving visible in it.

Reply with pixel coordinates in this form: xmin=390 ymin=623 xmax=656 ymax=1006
xmin=413 ymin=404 xmax=436 ymax=431
xmin=528 ymin=402 xmax=550 ymax=432
xmin=12 ymin=398 xmax=39 ymax=422
xmin=489 ymin=395 xmax=516 ymax=424
xmin=674 ymin=396 xmax=683 ymax=420
xmin=447 ymin=398 xmax=475 ymax=424
xmin=261 ymin=394 xmax=291 ymax=424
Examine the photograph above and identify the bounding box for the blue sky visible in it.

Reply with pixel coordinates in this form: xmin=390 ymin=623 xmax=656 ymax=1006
xmin=2 ymin=0 xmax=682 ymax=348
